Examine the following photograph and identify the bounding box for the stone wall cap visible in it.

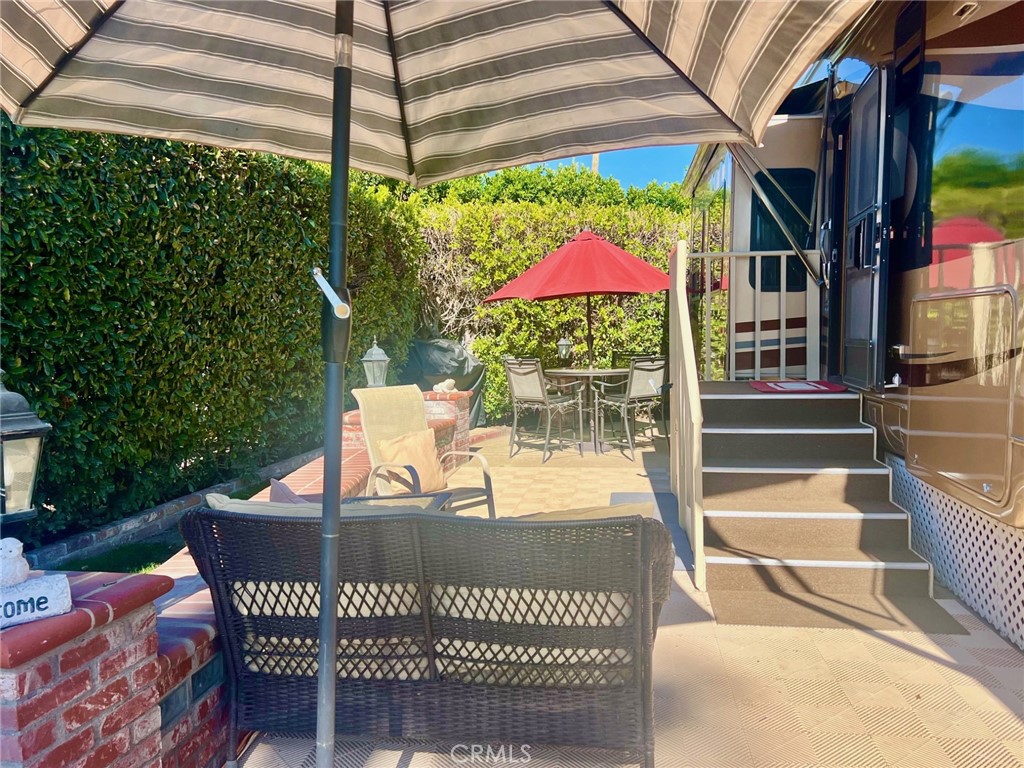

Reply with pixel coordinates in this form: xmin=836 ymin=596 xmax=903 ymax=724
xmin=423 ymin=390 xmax=473 ymax=401
xmin=0 ymin=571 xmax=173 ymax=669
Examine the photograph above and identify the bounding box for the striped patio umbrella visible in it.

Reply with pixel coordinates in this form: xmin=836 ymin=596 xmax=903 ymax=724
xmin=1 ymin=0 xmax=869 ymax=186
xmin=1 ymin=2 xmax=870 ymax=765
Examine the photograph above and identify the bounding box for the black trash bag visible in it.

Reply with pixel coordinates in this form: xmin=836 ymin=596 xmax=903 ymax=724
xmin=400 ymin=339 xmax=488 ymax=427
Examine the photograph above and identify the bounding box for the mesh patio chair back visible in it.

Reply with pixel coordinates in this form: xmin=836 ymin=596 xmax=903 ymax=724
xmin=503 ymin=357 xmax=549 ymax=403
xmin=180 ymin=508 xmax=673 ymax=767
xmin=354 ymin=384 xmax=429 ymax=497
xmin=353 ymin=385 xmax=496 ymax=517
xmin=353 ymin=384 xmax=428 ymax=469
xmin=626 ymin=356 xmax=668 ymax=401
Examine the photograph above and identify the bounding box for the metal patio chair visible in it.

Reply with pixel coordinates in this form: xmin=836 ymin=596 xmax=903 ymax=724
xmin=353 ymin=385 xmax=495 ymax=518
xmin=593 ymin=355 xmax=669 ymax=460
xmin=503 ymin=357 xmax=585 ymax=462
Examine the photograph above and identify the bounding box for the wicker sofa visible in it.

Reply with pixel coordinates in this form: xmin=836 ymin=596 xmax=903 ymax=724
xmin=181 ymin=506 xmax=674 ymax=767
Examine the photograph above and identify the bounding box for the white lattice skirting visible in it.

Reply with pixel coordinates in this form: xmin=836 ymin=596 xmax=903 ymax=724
xmin=887 ymin=455 xmax=1024 ymax=650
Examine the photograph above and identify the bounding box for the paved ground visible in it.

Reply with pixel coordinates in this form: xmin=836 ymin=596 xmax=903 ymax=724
xmin=220 ymin=432 xmax=1023 ymax=767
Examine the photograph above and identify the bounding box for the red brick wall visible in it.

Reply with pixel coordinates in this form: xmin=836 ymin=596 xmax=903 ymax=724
xmin=160 ymin=685 xmax=226 ymax=768
xmin=1 ymin=605 xmax=162 ymax=768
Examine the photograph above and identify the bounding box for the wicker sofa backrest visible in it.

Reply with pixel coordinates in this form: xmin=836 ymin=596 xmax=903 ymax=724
xmin=182 ymin=510 xmax=432 ymax=687
xmin=181 ymin=508 xmax=672 ymax=756
xmin=418 ymin=514 xmax=652 ymax=688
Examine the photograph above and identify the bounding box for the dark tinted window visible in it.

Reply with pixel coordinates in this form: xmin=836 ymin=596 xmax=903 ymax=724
xmin=747 ymin=168 xmax=814 ymax=292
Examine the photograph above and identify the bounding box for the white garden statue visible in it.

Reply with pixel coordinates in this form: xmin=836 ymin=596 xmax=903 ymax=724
xmin=0 ymin=537 xmax=30 ymax=587
xmin=432 ymin=378 xmax=458 ymax=394
xmin=0 ymin=537 xmax=72 ymax=629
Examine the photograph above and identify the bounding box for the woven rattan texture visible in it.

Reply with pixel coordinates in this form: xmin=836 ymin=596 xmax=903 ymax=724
xmin=888 ymin=456 xmax=1024 ymax=650
xmin=181 ymin=509 xmax=673 ymax=764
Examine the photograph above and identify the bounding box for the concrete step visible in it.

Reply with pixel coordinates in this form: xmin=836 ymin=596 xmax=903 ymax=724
xmin=703 ymin=467 xmax=892 ymax=510
xmin=704 ymin=509 xmax=909 ymax=550
xmin=701 ymin=392 xmax=860 ymax=429
xmin=703 ymin=428 xmax=876 ymax=463
xmin=705 ymin=545 xmax=932 ymax=596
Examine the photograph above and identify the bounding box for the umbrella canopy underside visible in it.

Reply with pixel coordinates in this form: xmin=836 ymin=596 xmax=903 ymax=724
xmin=2 ymin=0 xmax=869 ymax=187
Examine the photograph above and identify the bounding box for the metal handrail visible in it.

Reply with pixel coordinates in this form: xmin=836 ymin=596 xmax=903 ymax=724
xmin=686 ymin=249 xmax=823 ymax=381
xmin=668 ymin=241 xmax=705 ymax=590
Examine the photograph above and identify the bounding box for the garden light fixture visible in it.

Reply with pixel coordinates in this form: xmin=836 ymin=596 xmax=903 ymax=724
xmin=557 ymin=337 xmax=572 ymax=360
xmin=0 ymin=375 xmax=51 ymax=526
xmin=360 ymin=339 xmax=390 ymax=387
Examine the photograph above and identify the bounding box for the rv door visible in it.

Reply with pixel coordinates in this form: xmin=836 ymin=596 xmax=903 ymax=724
xmin=841 ymin=65 xmax=893 ymax=391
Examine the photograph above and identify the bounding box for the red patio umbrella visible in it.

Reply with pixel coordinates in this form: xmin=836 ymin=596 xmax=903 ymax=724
xmin=483 ymin=231 xmax=670 ymax=366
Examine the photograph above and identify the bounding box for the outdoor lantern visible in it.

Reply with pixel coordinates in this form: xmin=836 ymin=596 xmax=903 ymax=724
xmin=360 ymin=339 xmax=390 ymax=387
xmin=557 ymin=337 xmax=572 ymax=360
xmin=0 ymin=377 xmax=52 ymax=525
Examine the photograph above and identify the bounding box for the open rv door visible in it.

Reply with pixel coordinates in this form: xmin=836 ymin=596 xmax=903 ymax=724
xmin=841 ymin=65 xmax=894 ymax=391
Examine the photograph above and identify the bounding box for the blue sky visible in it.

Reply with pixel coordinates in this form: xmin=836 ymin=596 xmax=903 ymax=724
xmin=537 ymin=145 xmax=698 ymax=189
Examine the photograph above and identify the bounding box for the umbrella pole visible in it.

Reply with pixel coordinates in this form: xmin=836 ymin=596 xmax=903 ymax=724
xmin=586 ymin=294 xmax=594 ymax=367
xmin=317 ymin=3 xmax=354 ymax=767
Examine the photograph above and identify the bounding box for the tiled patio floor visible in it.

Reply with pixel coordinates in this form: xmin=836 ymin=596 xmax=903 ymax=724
xmin=202 ymin=433 xmax=1023 ymax=768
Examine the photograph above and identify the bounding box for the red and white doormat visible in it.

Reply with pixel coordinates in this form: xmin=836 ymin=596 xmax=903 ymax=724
xmin=749 ymin=380 xmax=848 ymax=393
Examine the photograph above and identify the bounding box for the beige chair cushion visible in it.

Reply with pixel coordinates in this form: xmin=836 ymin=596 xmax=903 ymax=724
xmin=377 ymin=429 xmax=446 ymax=493
xmin=512 ymin=502 xmax=655 ymax=521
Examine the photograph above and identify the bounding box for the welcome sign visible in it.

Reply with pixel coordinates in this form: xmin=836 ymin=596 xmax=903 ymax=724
xmin=0 ymin=573 xmax=72 ymax=629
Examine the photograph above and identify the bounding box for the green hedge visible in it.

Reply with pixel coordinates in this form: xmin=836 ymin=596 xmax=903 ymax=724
xmin=419 ymin=201 xmax=687 ymax=420
xmin=1 ymin=117 xmax=422 ymax=542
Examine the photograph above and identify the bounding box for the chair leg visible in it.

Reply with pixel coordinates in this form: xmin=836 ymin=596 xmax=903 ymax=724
xmin=623 ymin=407 xmax=635 ymax=461
xmin=542 ymin=409 xmax=553 ymax=462
xmin=509 ymin=407 xmax=519 ymax=457
xmin=577 ymin=400 xmax=584 ymax=456
xmin=225 ymin=701 xmax=239 ymax=768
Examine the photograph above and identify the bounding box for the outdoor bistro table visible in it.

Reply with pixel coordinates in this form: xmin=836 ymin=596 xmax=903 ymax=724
xmin=547 ymin=367 xmax=629 ymax=452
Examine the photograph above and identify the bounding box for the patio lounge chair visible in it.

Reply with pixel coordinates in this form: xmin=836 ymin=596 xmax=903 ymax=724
xmin=504 ymin=357 xmax=585 ymax=461
xmin=593 ymin=355 xmax=669 ymax=460
xmin=353 ymin=385 xmax=496 ymax=518
xmin=180 ymin=506 xmax=674 ymax=767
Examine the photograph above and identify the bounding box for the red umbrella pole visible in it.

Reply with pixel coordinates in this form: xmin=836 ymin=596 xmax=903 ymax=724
xmin=586 ymin=294 xmax=594 ymax=368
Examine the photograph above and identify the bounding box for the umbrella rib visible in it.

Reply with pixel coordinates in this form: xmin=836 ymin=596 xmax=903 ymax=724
xmin=17 ymin=0 xmax=126 ymax=116
xmin=382 ymin=0 xmax=416 ymax=182
xmin=601 ymin=0 xmax=754 ymax=145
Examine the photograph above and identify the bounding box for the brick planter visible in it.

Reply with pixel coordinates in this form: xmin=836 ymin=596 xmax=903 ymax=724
xmin=0 ymin=572 xmax=173 ymax=768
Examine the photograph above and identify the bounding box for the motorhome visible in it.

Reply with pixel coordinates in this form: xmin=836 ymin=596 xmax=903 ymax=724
xmin=677 ymin=0 xmax=1022 ymax=647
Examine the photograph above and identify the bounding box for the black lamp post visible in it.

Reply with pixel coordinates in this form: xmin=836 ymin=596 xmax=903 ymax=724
xmin=0 ymin=376 xmax=52 ymax=526
xmin=360 ymin=339 xmax=390 ymax=387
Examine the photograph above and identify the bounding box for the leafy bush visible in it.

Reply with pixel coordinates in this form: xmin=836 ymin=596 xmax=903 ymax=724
xmin=1 ymin=117 xmax=422 ymax=542
xmin=419 ymin=201 xmax=688 ymax=420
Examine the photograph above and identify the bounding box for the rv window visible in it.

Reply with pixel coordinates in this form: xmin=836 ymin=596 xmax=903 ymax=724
xmin=747 ymin=169 xmax=814 ymax=292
